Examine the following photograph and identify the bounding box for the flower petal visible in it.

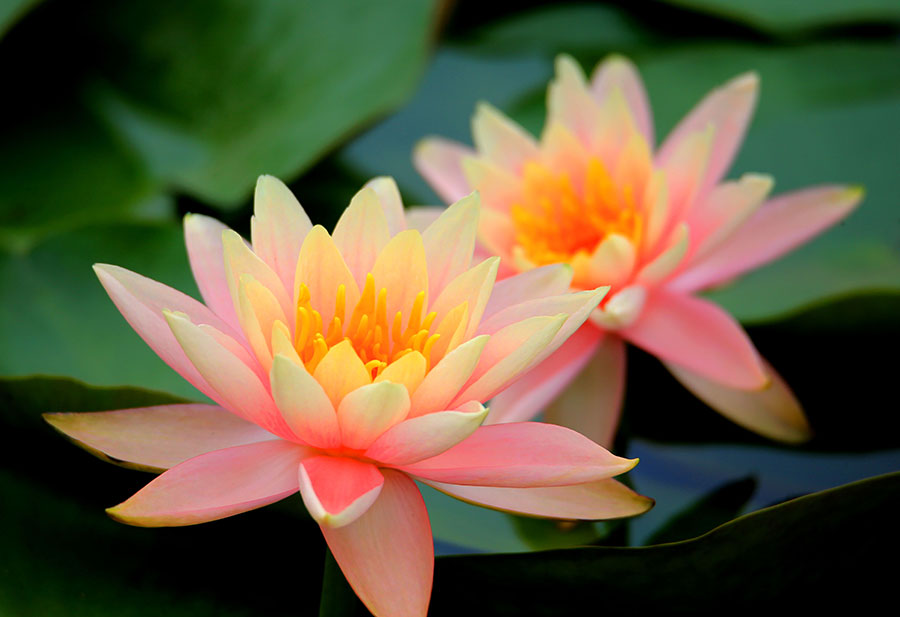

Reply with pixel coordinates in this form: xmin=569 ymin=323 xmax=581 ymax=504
xmin=165 ymin=311 xmax=291 ymax=438
xmin=332 ymin=186 xmax=391 ymax=288
xmin=482 ymin=263 xmax=573 ymax=321
xmin=657 ymin=126 xmax=713 ymax=234
xmin=453 ymin=314 xmax=566 ymax=405
xmin=421 ymin=193 xmax=479 ymax=300
xmin=548 ymin=55 xmax=604 ymax=150
xmin=590 ymin=284 xmax=647 ymax=330
xmin=671 ymin=185 xmax=863 ymax=293
xmin=657 ymin=72 xmax=758 ymax=190
xmin=398 ymin=422 xmax=636 ymax=487
xmin=184 ymin=213 xmax=241 ymax=332
xmin=236 ymin=274 xmax=288 ymax=372
xmin=405 ymin=206 xmax=445 ymax=233
xmin=364 ymin=176 xmax=407 ymax=236
xmin=472 ymin=102 xmax=540 ymax=172
xmin=590 ymin=54 xmax=654 ymax=147
xmin=413 ymin=138 xmax=476 ymax=204
xmin=485 ymin=325 xmax=602 ymax=425
xmin=222 ymin=229 xmax=293 ymax=325
xmin=44 ymin=404 xmax=277 ymax=472
xmin=375 ymin=350 xmax=427 ymax=395
xmin=410 ymin=335 xmax=489 ymax=417
xmin=337 ymin=382 xmax=411 ymax=450
xmin=107 ymin=440 xmax=307 ymax=527
xmin=427 ymin=478 xmax=652 ymax=520
xmin=543 ymin=335 xmax=627 ymax=448
xmin=366 ymin=401 xmax=488 ymax=465
xmin=621 ymin=288 xmax=766 ymax=389
xmin=427 ymin=256 xmax=499 ymax=341
xmin=250 ymin=175 xmax=312 ymax=294
xmin=587 ymin=233 xmax=636 ymax=289
xmin=666 ymin=359 xmax=811 ymax=443
xmin=321 ymin=470 xmax=432 ymax=617
xmin=295 ymin=226 xmax=361 ymax=328
xmin=636 ymin=223 xmax=689 ymax=286
xmin=371 ymin=230 xmax=430 ymax=331
xmin=298 ymin=455 xmax=384 ymax=528
xmin=313 ymin=339 xmax=372 ymax=409
xmin=270 ymin=355 xmax=341 ymax=449
xmin=93 ymin=264 xmax=240 ymax=405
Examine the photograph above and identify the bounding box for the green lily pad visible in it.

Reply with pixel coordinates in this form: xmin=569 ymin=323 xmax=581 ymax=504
xmin=431 ymin=471 xmax=900 ymax=612
xmin=659 ymin=0 xmax=900 ymax=35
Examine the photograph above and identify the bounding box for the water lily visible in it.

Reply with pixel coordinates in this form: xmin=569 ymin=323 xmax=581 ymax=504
xmin=414 ymin=54 xmax=862 ymax=446
xmin=45 ymin=175 xmax=651 ymax=617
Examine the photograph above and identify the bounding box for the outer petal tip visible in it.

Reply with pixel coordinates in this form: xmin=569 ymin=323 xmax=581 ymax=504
xmin=731 ymin=71 xmax=760 ymax=92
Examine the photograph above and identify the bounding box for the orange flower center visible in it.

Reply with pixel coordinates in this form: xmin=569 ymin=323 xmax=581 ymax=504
xmin=294 ymin=273 xmax=440 ymax=378
xmin=510 ymin=157 xmax=642 ymax=265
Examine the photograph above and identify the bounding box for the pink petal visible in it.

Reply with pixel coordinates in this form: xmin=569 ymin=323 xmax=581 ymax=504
xmin=426 ymin=477 xmax=653 ymax=520
xmin=657 ymin=72 xmax=758 ymax=190
xmin=398 ymin=422 xmax=636 ymax=487
xmin=165 ymin=311 xmax=293 ymax=439
xmin=590 ymin=54 xmax=654 ymax=147
xmin=666 ymin=359 xmax=811 ymax=443
xmin=322 ymin=470 xmax=433 ymax=617
xmin=485 ymin=325 xmax=602 ymax=425
xmin=461 ymin=156 xmax=522 ymax=213
xmin=482 ymin=264 xmax=573 ymax=321
xmin=413 ymin=137 xmax=476 ymax=203
xmin=671 ymin=185 xmax=863 ymax=293
xmin=222 ymin=229 xmax=293 ymax=325
xmin=107 ymin=440 xmax=307 ymax=527
xmin=427 ymin=256 xmax=499 ymax=343
xmin=250 ymin=175 xmax=312 ymax=294
xmin=298 ymin=455 xmax=384 ymax=528
xmin=337 ymin=382 xmax=410 ymax=450
xmin=621 ymin=288 xmax=766 ymax=390
xmin=548 ymin=55 xmax=604 ymax=150
xmin=471 ymin=102 xmax=540 ymax=173
xmin=366 ymin=401 xmax=488 ymax=465
xmin=421 ymin=193 xmax=478 ymax=301
xmin=270 ymin=355 xmax=341 ymax=449
xmin=183 ymin=213 xmax=242 ymax=333
xmin=364 ymin=176 xmax=407 ymax=236
xmin=656 ymin=126 xmax=713 ymax=237
xmin=543 ymin=335 xmax=627 ymax=448
xmin=93 ymin=264 xmax=241 ymax=406
xmin=44 ymin=404 xmax=277 ymax=472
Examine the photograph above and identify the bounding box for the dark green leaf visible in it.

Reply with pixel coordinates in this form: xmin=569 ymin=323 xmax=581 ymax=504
xmin=0 ymin=222 xmax=201 ymax=398
xmin=659 ymin=0 xmax=900 ymax=34
xmin=0 ymin=0 xmax=41 ymax=37
xmin=431 ymin=471 xmax=900 ymax=613
xmin=646 ymin=476 xmax=756 ymax=545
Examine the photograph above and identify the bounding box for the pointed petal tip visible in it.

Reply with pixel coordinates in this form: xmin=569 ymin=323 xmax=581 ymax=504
xmin=844 ymin=184 xmax=865 ymax=206
xmin=730 ymin=71 xmax=760 ymax=92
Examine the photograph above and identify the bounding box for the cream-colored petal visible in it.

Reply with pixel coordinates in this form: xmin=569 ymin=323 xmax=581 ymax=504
xmin=375 ymin=351 xmax=427 ymax=396
xmin=338 ymin=382 xmax=411 ymax=450
xmin=364 ymin=176 xmax=407 ymax=236
xmin=236 ymin=274 xmax=288 ymax=372
xmin=333 ymin=186 xmax=391 ymax=287
xmin=270 ymin=354 xmax=341 ymax=449
xmin=410 ymin=335 xmax=489 ymax=418
xmin=590 ymin=285 xmax=647 ymax=330
xmin=251 ymin=175 xmax=312 ymax=293
xmin=427 ymin=257 xmax=499 ymax=341
xmin=637 ymin=223 xmax=689 ymax=286
xmin=588 ymin=233 xmax=637 ymax=289
xmin=590 ymin=54 xmax=654 ymax=147
xmin=421 ymin=192 xmax=479 ymax=300
xmin=312 ymin=339 xmax=372 ymax=409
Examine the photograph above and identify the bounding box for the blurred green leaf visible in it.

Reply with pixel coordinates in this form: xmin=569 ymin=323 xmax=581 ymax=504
xmin=0 ymin=222 xmax=201 ymax=398
xmin=659 ymin=0 xmax=900 ymax=34
xmin=646 ymin=476 xmax=756 ymax=545
xmin=431 ymin=471 xmax=900 ymax=613
xmin=85 ymin=0 xmax=437 ymax=207
xmin=0 ymin=0 xmax=40 ymax=36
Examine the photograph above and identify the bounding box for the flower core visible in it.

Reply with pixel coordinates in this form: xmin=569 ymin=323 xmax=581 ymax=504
xmin=511 ymin=157 xmax=643 ymax=265
xmin=295 ymin=273 xmax=440 ymax=378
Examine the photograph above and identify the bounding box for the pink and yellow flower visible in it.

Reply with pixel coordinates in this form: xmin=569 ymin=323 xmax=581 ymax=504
xmin=415 ymin=54 xmax=862 ymax=446
xmin=46 ymin=175 xmax=652 ymax=617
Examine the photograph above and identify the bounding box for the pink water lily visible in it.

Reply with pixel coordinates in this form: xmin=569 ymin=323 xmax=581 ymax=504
xmin=45 ymin=175 xmax=652 ymax=617
xmin=415 ymin=54 xmax=862 ymax=446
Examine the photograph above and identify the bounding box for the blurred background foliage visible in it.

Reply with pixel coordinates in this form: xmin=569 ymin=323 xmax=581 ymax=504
xmin=1 ymin=0 xmax=898 ymax=614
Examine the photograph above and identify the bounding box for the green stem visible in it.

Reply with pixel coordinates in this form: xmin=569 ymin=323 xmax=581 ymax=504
xmin=318 ymin=546 xmax=370 ymax=617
